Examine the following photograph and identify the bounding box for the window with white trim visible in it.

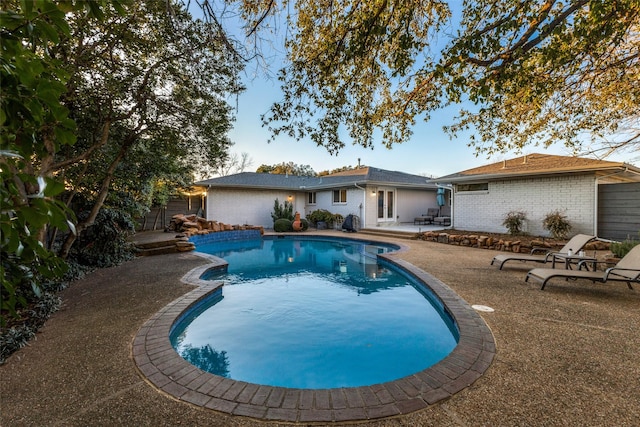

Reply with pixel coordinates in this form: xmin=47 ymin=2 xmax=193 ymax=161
xmin=307 ymin=192 xmax=317 ymax=204
xmin=333 ymin=189 xmax=347 ymax=204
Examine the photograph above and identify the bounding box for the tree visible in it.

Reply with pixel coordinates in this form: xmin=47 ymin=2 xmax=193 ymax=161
xmin=206 ymin=151 xmax=253 ymax=177
xmin=41 ymin=0 xmax=243 ymax=258
xmin=256 ymin=161 xmax=316 ymax=176
xmin=236 ymin=0 xmax=639 ymax=159
xmin=1 ymin=0 xmax=243 ymax=322
xmin=318 ymin=165 xmax=367 ymax=176
xmin=442 ymin=0 xmax=640 ymax=158
xmin=1 ymin=0 xmax=108 ymax=322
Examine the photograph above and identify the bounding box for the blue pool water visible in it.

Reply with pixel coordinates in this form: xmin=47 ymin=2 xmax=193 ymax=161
xmin=170 ymin=236 xmax=458 ymax=389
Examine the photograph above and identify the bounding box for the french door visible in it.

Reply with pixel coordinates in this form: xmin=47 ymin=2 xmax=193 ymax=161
xmin=377 ymin=189 xmax=395 ymax=222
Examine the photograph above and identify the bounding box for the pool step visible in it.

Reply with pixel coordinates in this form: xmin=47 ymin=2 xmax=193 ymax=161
xmin=133 ymin=236 xmax=195 ymax=256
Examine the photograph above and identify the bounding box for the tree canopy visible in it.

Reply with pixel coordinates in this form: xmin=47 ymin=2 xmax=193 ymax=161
xmin=256 ymin=161 xmax=316 ymax=176
xmin=1 ymin=0 xmax=243 ymax=321
xmin=235 ymin=0 xmax=639 ymax=159
xmin=51 ymin=0 xmax=244 ymax=256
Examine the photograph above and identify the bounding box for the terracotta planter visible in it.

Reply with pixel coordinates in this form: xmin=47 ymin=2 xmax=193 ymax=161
xmin=292 ymin=212 xmax=303 ymax=231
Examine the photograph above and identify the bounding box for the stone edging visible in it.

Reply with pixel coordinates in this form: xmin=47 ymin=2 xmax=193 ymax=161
xmin=132 ymin=241 xmax=496 ymax=423
xmin=417 ymin=231 xmax=609 ymax=254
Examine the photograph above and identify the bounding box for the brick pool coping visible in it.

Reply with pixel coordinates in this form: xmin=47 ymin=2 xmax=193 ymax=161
xmin=132 ymin=243 xmax=496 ymax=423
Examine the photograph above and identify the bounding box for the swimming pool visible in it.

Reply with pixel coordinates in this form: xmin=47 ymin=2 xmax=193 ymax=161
xmin=133 ymin=232 xmax=496 ymax=423
xmin=170 ymin=236 xmax=459 ymax=389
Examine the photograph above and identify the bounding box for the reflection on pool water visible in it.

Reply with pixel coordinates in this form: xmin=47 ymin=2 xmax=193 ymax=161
xmin=170 ymin=236 xmax=459 ymax=389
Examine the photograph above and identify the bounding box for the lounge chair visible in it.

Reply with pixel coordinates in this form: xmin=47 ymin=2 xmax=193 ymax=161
xmin=414 ymin=208 xmax=440 ymax=225
xmin=491 ymin=234 xmax=596 ymax=270
xmin=525 ymin=244 xmax=640 ymax=290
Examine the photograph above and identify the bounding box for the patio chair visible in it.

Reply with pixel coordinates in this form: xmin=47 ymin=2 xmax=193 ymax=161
xmin=414 ymin=208 xmax=440 ymax=225
xmin=491 ymin=234 xmax=596 ymax=270
xmin=525 ymin=244 xmax=640 ymax=290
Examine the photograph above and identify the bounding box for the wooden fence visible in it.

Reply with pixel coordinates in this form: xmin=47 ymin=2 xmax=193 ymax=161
xmin=137 ymin=195 xmax=204 ymax=231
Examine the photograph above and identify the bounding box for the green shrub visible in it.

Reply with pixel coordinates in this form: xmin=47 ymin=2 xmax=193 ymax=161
xmin=271 ymin=198 xmax=294 ymax=223
xmin=274 ymin=218 xmax=293 ymax=232
xmin=502 ymin=211 xmax=528 ymax=235
xmin=68 ymin=208 xmax=135 ymax=268
xmin=610 ymin=233 xmax=639 ymax=258
xmin=0 ymin=286 xmax=65 ymax=363
xmin=542 ymin=210 xmax=572 ymax=239
xmin=307 ymin=209 xmax=336 ymax=227
xmin=300 ymin=218 xmax=309 ymax=231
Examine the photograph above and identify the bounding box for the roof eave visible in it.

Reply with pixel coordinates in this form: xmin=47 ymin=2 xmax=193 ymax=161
xmin=434 ymin=165 xmax=636 ymax=183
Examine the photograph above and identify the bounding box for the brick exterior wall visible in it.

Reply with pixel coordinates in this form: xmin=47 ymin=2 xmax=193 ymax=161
xmin=207 ymin=188 xmax=368 ymax=228
xmin=454 ymin=174 xmax=596 ymax=236
xmin=206 ymin=189 xmax=294 ymax=227
xmin=206 ymin=186 xmax=439 ymax=230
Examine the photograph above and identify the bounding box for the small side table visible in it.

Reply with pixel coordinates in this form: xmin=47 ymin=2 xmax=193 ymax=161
xmin=552 ymin=253 xmax=597 ymax=270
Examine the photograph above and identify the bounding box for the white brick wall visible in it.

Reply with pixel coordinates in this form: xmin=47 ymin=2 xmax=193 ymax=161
xmin=206 ymin=189 xmax=296 ymax=227
xmin=206 ymin=186 xmax=441 ymax=230
xmin=207 ymin=188 xmax=368 ymax=228
xmin=304 ymin=188 xmax=366 ymax=226
xmin=453 ymin=174 xmax=596 ymax=236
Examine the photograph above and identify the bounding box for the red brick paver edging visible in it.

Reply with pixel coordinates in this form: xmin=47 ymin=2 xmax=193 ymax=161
xmin=132 ymin=251 xmax=495 ymax=423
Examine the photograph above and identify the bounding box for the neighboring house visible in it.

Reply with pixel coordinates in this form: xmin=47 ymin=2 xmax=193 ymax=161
xmin=195 ymin=167 xmax=444 ymax=229
xmin=435 ymin=153 xmax=640 ymax=240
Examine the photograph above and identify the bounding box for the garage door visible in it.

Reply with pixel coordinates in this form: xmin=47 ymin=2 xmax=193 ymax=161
xmin=598 ymin=182 xmax=640 ymax=241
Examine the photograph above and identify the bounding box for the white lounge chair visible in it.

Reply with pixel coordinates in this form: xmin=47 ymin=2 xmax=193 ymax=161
xmin=525 ymin=244 xmax=640 ymax=290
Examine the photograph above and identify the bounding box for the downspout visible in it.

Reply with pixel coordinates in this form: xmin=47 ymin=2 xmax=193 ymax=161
xmin=206 ymin=185 xmax=211 ymax=220
xmin=593 ymin=167 xmax=637 ymax=236
xmin=354 ymin=182 xmax=366 ymax=226
xmin=436 ymin=184 xmax=453 ymax=228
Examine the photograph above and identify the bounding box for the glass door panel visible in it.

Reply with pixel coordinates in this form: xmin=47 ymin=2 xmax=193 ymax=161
xmin=377 ymin=189 xmax=395 ymax=221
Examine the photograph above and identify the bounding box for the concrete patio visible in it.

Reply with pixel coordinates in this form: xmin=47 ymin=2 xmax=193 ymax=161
xmin=1 ymin=230 xmax=638 ymax=426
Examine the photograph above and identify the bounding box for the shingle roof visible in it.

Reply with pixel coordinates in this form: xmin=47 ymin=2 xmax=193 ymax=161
xmin=435 ymin=153 xmax=640 ymax=183
xmin=195 ymin=167 xmax=435 ymax=190
xmin=195 ymin=172 xmax=321 ymax=189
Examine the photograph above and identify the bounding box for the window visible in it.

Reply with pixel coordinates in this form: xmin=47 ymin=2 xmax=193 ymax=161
xmin=456 ymin=183 xmax=488 ymax=192
xmin=307 ymin=192 xmax=317 ymax=204
xmin=333 ymin=189 xmax=347 ymax=204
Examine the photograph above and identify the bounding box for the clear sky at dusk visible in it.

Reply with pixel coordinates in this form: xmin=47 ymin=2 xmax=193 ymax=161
xmin=227 ymin=76 xmax=635 ymax=178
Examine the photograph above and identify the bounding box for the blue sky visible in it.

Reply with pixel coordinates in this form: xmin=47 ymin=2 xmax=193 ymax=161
xmin=227 ymin=71 xmax=635 ymax=178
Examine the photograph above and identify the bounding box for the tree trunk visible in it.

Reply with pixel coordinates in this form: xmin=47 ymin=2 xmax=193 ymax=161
xmin=152 ymin=208 xmax=161 ymax=231
xmin=58 ymin=132 xmax=136 ymax=259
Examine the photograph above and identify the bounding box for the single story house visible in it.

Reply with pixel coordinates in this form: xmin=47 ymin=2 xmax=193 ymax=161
xmin=195 ymin=167 xmax=447 ymax=229
xmin=434 ymin=153 xmax=640 ymax=240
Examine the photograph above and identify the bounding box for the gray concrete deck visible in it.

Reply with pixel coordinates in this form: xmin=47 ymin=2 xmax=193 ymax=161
xmin=2 ymin=230 xmax=638 ymax=426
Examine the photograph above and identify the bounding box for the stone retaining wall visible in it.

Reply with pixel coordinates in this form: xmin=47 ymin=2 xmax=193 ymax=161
xmin=416 ymin=231 xmax=609 ymax=253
